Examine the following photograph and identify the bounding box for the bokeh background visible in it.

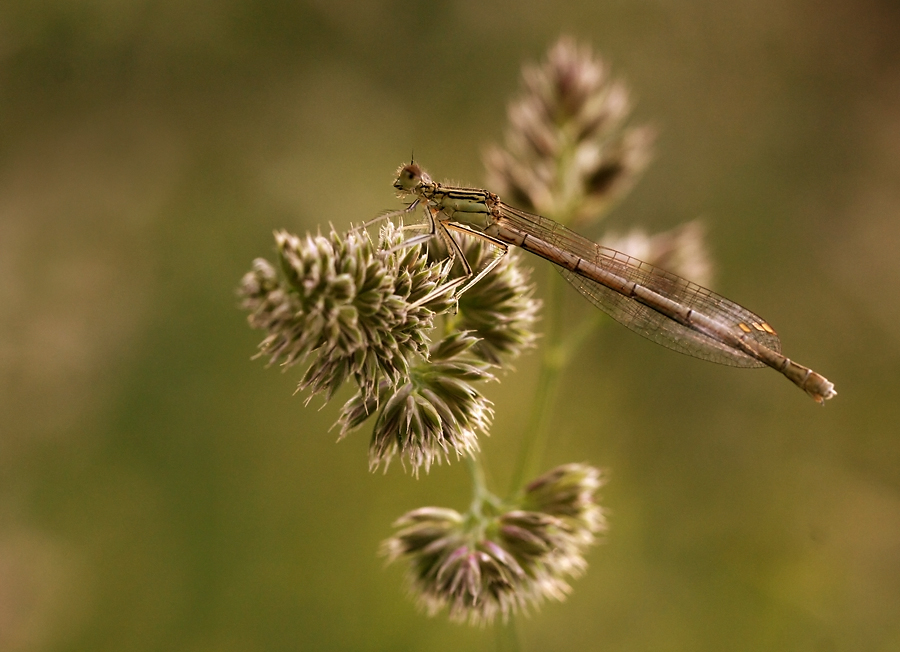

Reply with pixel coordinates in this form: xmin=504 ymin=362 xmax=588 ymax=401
xmin=2 ymin=1 xmax=899 ymax=650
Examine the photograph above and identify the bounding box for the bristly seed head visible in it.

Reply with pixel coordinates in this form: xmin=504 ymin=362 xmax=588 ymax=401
xmin=338 ymin=332 xmax=495 ymax=475
xmin=382 ymin=463 xmax=606 ymax=624
xmin=239 ymin=223 xmax=453 ymax=403
xmin=454 ymin=236 xmax=541 ymax=365
xmin=240 ymin=217 xmax=540 ymax=476
xmin=483 ymin=35 xmax=711 ymax=310
xmin=484 ymin=36 xmax=655 ymax=226
xmin=600 ymin=220 xmax=713 ymax=289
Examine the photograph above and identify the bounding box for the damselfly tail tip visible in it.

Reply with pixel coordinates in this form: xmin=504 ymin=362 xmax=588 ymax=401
xmin=788 ymin=364 xmax=836 ymax=405
xmin=810 ymin=381 xmax=837 ymax=405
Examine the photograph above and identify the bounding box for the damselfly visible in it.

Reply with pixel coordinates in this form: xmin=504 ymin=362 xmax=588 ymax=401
xmin=390 ymin=162 xmax=836 ymax=403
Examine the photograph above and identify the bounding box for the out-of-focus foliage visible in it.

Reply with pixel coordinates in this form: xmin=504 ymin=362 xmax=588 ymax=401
xmin=2 ymin=1 xmax=899 ymax=651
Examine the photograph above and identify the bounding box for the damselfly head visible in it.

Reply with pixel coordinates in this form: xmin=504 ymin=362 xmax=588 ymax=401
xmin=394 ymin=162 xmax=430 ymax=195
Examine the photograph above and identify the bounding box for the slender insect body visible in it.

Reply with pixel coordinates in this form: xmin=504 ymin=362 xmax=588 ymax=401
xmin=392 ymin=162 xmax=836 ymax=403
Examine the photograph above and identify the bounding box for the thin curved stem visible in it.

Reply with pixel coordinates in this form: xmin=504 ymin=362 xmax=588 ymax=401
xmin=508 ymin=268 xmax=567 ymax=495
xmin=466 ymin=453 xmax=490 ymax=508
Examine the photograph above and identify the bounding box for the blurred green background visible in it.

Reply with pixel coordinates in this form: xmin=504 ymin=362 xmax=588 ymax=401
xmin=2 ymin=1 xmax=899 ymax=650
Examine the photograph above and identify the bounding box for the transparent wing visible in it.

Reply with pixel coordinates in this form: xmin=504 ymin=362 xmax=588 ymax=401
xmin=498 ymin=204 xmax=781 ymax=367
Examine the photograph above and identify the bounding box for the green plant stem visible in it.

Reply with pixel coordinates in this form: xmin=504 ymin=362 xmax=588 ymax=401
xmin=466 ymin=453 xmax=491 ymax=513
xmin=505 ymin=141 xmax=614 ymax=495
xmin=507 ymin=267 xmax=605 ymax=496
xmin=508 ymin=268 xmax=566 ymax=495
